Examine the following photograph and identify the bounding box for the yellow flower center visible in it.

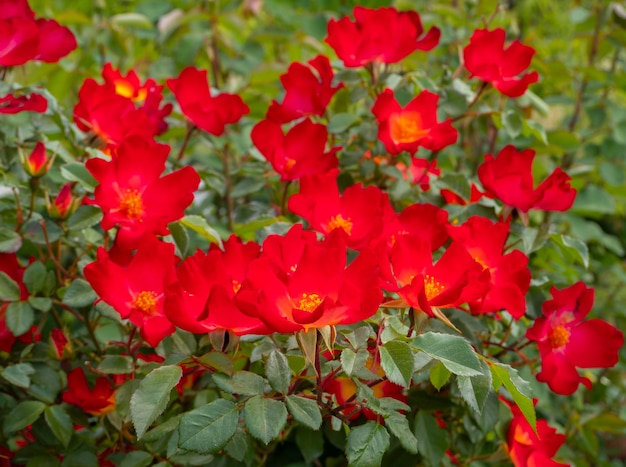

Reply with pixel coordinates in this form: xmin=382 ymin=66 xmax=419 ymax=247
xmin=284 ymin=158 xmax=296 ymax=172
xmin=232 ymin=280 xmax=241 ymax=294
xmin=114 ymin=81 xmax=147 ymax=102
xmin=133 ymin=291 xmax=158 ymax=316
xmin=327 ymin=214 xmax=353 ymax=236
xmin=424 ymin=274 xmax=445 ymax=301
xmin=296 ymin=293 xmax=323 ymax=313
xmin=119 ymin=189 xmax=144 ymax=220
xmin=547 ymin=325 xmax=570 ymax=349
xmin=389 ymin=112 xmax=429 ymax=144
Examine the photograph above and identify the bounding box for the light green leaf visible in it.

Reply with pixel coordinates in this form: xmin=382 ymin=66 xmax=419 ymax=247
xmin=1 ymin=363 xmax=35 ymax=388
xmin=130 ymin=365 xmax=183 ymax=439
xmin=429 ymin=361 xmax=451 ymax=391
xmin=489 ymin=362 xmax=536 ymax=433
xmin=266 ymin=350 xmax=291 ymax=394
xmin=379 ymin=341 xmax=414 ymax=388
xmin=285 ymin=395 xmax=322 ymax=430
xmin=60 ymin=162 xmax=97 ymax=190
xmin=345 ymin=420 xmax=390 ymax=467
xmin=213 ymin=371 xmax=266 ymax=396
xmin=413 ymin=332 xmax=482 ymax=376
xmin=327 ymin=112 xmax=359 ymax=133
xmin=457 ymin=359 xmax=492 ymax=414
xmin=3 ymin=400 xmax=46 ymax=435
xmin=45 ymin=405 xmax=73 ymax=447
xmin=6 ymin=301 xmax=34 ymax=336
xmin=551 ymin=234 xmax=589 ymax=269
xmin=244 ymin=395 xmax=288 ymax=445
xmin=0 ymin=228 xmax=21 ymax=253
xmin=62 ymin=279 xmax=97 ymax=308
xmin=0 ymin=271 xmax=20 ymax=302
xmin=341 ymin=348 xmax=369 ymax=377
xmin=198 ymin=352 xmax=233 ymax=375
xmin=180 ymin=215 xmax=223 ymax=248
xmin=168 ymin=221 xmax=189 ymax=257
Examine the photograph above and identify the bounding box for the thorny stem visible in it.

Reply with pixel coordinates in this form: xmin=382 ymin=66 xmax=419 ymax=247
xmin=83 ymin=308 xmax=103 ymax=355
xmin=12 ymin=188 xmax=23 ymax=229
xmin=177 ymin=124 xmax=197 ymax=161
xmin=40 ymin=220 xmax=67 ymax=283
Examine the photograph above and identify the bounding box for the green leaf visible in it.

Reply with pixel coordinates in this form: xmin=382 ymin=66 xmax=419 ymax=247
xmin=266 ymin=350 xmax=291 ymax=394
xmin=28 ymin=296 xmax=52 ymax=312
xmin=285 ymin=395 xmax=322 ymax=430
xmin=429 ymin=361 xmax=451 ymax=391
xmin=62 ymin=279 xmax=97 ymax=308
xmin=385 ymin=412 xmax=418 ymax=454
xmin=197 ymin=352 xmax=233 ymax=375
xmin=413 ymin=332 xmax=482 ymax=376
xmin=23 ymin=261 xmax=46 ymax=295
xmin=179 ymin=399 xmax=239 ymax=453
xmin=5 ymin=301 xmax=34 ymax=336
xmin=0 ymin=271 xmax=20 ymax=301
xmin=551 ymin=234 xmax=589 ymax=269
xmin=345 ymin=420 xmax=390 ymax=467
xmin=130 ymin=365 xmax=182 ymax=439
xmin=110 ymin=12 xmax=153 ymax=29
xmin=98 ymin=355 xmax=134 ymax=374
xmin=0 ymin=228 xmax=21 ymax=253
xmin=489 ymin=362 xmax=536 ymax=433
xmin=572 ymin=185 xmax=616 ymax=217
xmin=456 ymin=359 xmax=492 ymax=414
xmin=379 ymin=341 xmax=414 ymax=388
xmin=225 ymin=429 xmax=253 ymax=462
xmin=327 ymin=112 xmax=359 ymax=133
xmin=414 ymin=412 xmax=448 ymax=466
xmin=3 ymin=400 xmax=46 ymax=435
xmin=213 ymin=371 xmax=266 ymax=396
xmin=341 ymin=348 xmax=369 ymax=377
xmin=168 ymin=221 xmax=189 ymax=257
xmin=67 ymin=205 xmax=103 ymax=231
xmin=1 ymin=363 xmax=35 ymax=388
xmin=60 ymin=162 xmax=97 ymax=190
xmin=180 ymin=215 xmax=223 ymax=248
xmin=119 ymin=451 xmax=153 ymax=467
xmin=45 ymin=405 xmax=73 ymax=447
xmin=296 ymin=427 xmax=324 ymax=465
xmin=437 ymin=174 xmax=471 ymax=201
xmin=243 ymin=395 xmax=288 ymax=445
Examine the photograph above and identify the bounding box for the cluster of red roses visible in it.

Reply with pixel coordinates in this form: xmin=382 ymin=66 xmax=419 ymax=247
xmin=1 ymin=4 xmax=624 ymax=467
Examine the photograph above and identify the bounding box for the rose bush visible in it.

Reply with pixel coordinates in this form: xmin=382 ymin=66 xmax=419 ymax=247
xmin=1 ymin=1 xmax=625 ymax=466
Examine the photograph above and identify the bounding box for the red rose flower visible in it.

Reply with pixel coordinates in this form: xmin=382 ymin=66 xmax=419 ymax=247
xmin=502 ymin=398 xmax=568 ymax=467
xmin=266 ymin=55 xmax=343 ymax=123
xmin=84 ymin=235 xmax=177 ymax=347
xmin=477 ymin=145 xmax=576 ymax=214
xmin=251 ymin=118 xmax=339 ymax=181
xmin=326 ymin=6 xmax=440 ymax=67
xmin=0 ymin=92 xmax=47 ymax=114
xmin=448 ymin=216 xmax=530 ymax=318
xmin=526 ymin=282 xmax=623 ymax=395
xmin=165 ymin=236 xmax=270 ymax=336
xmin=463 ymin=28 xmax=539 ymax=98
xmin=383 ymin=203 xmax=450 ymax=252
xmin=85 ymin=137 xmax=200 ymax=250
xmin=372 ymin=89 xmax=457 ymax=155
xmin=236 ymin=225 xmax=383 ymax=333
xmin=46 ymin=183 xmax=78 ymax=220
xmin=288 ymin=169 xmax=390 ymax=249
xmin=20 ymin=142 xmax=52 ymax=177
xmin=384 ymin=235 xmax=489 ymax=316
xmin=396 ymin=157 xmax=440 ymax=191
xmin=62 ymin=367 xmax=116 ymax=416
xmin=167 ymin=67 xmax=249 ymax=136
xmin=74 ymin=64 xmax=171 ymax=145
xmin=0 ymin=0 xmax=76 ymax=66
xmin=441 ymin=184 xmax=488 ymax=206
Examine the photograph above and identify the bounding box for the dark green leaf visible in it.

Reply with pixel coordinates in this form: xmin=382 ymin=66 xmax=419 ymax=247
xmin=130 ymin=365 xmax=183 ymax=439
xmin=179 ymin=399 xmax=238 ymax=454
xmin=119 ymin=451 xmax=153 ymax=467
xmin=45 ymin=405 xmax=73 ymax=447
xmin=0 ymin=271 xmax=20 ymax=301
xmin=6 ymin=301 xmax=34 ymax=336
xmin=385 ymin=412 xmax=418 ymax=454
xmin=551 ymin=234 xmax=589 ymax=268
xmin=225 ymin=429 xmax=253 ymax=462
xmin=414 ymin=412 xmax=448 ymax=466
xmin=296 ymin=427 xmax=324 ymax=464
xmin=60 ymin=162 xmax=97 ymax=190
xmin=266 ymin=350 xmax=291 ymax=394
xmin=345 ymin=420 xmax=390 ymax=467
xmin=168 ymin=221 xmax=189 ymax=257
xmin=198 ymin=352 xmax=233 ymax=375
xmin=67 ymin=205 xmax=103 ymax=231
xmin=327 ymin=113 xmax=359 ymax=133
xmin=285 ymin=395 xmax=322 ymax=430
xmin=379 ymin=341 xmax=414 ymax=388
xmin=28 ymin=296 xmax=52 ymax=312
xmin=62 ymin=279 xmax=97 ymax=308
xmin=243 ymin=395 xmax=288 ymax=445
xmin=429 ymin=361 xmax=451 ymax=391
xmin=213 ymin=371 xmax=266 ymax=396
xmin=3 ymin=400 xmax=46 ymax=435
xmin=1 ymin=363 xmax=35 ymax=388
xmin=413 ymin=332 xmax=482 ymax=376
xmin=341 ymin=348 xmax=369 ymax=377
xmin=98 ymin=355 xmax=134 ymax=374
xmin=23 ymin=261 xmax=46 ymax=295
